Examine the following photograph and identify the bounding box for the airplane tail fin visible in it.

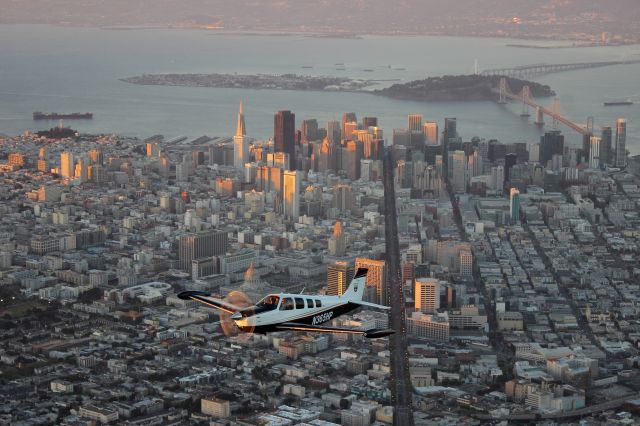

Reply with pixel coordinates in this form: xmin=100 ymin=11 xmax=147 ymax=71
xmin=341 ymin=268 xmax=367 ymax=301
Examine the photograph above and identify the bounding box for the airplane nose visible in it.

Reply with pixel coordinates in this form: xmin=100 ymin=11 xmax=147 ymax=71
xmin=231 ymin=312 xmax=242 ymax=320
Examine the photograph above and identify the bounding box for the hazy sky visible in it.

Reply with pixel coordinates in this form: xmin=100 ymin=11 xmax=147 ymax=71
xmin=1 ymin=0 xmax=638 ymax=35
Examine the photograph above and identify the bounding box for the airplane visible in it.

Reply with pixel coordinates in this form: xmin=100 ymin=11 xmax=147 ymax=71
xmin=178 ymin=268 xmax=395 ymax=339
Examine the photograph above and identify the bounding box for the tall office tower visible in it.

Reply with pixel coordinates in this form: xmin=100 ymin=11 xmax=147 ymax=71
xmin=459 ymin=250 xmax=473 ymax=277
xmin=450 ymin=150 xmax=467 ymax=193
xmin=355 ymin=257 xmax=387 ymax=304
xmin=600 ymin=126 xmax=612 ymax=166
xmin=393 ymin=128 xmax=411 ymax=146
xmin=75 ymin=157 xmax=89 ymax=182
xmin=491 ymin=165 xmax=505 ymax=193
xmin=589 ymin=136 xmax=601 ymax=169
xmin=408 ymin=114 xmax=423 ymax=131
xmin=442 ymin=118 xmax=457 ymax=176
xmin=415 ymin=278 xmax=440 ymax=314
xmin=267 ymin=152 xmax=290 ymax=170
xmin=539 ymin=130 xmax=564 ymax=166
xmin=233 ymin=101 xmax=249 ymax=169
xmin=327 ymin=261 xmax=354 ymax=296
xmin=317 ymin=137 xmax=335 ymax=172
xmin=343 ymin=121 xmax=358 ymax=141
xmin=362 ymin=116 xmax=378 ymax=129
xmin=327 ymin=120 xmax=341 ymax=145
xmin=328 ymin=220 xmax=347 ymax=257
xmin=301 ymin=118 xmax=318 ymax=142
xmin=60 ymin=151 xmax=75 ymax=179
xmin=615 ymin=118 xmax=627 ymax=167
xmin=179 ymin=230 xmax=228 ymax=272
xmin=423 ymin=121 xmax=438 ymax=145
xmin=88 ymin=149 xmax=103 ymax=165
xmin=342 ymin=112 xmax=357 ymax=137
xmin=283 ymin=170 xmax=300 ymax=221
xmin=504 ymin=153 xmax=517 ymax=181
xmin=274 ymin=110 xmax=296 ymax=170
xmin=37 ymin=147 xmax=48 ymax=173
xmin=332 ymin=184 xmax=353 ymax=213
xmin=343 ymin=140 xmax=362 ymax=180
xmin=510 ymin=188 xmax=520 ymax=222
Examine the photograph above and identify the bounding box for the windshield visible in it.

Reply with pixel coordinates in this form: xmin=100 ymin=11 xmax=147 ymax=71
xmin=256 ymin=295 xmax=280 ymax=311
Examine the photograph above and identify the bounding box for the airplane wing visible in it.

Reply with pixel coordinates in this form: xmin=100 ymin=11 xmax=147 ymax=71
xmin=275 ymin=322 xmax=395 ymax=339
xmin=177 ymin=291 xmax=241 ymax=314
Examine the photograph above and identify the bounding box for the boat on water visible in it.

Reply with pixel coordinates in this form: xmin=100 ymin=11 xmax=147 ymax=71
xmin=604 ymin=99 xmax=633 ymax=106
xmin=33 ymin=112 xmax=93 ymax=120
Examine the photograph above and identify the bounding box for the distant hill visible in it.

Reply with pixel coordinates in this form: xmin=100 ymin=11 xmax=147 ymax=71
xmin=375 ymin=75 xmax=555 ymax=102
xmin=1 ymin=0 xmax=638 ymax=38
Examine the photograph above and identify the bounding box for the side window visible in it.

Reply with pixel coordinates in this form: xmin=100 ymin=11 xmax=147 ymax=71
xmin=280 ymin=298 xmax=294 ymax=311
xmin=306 ymin=299 xmax=315 ymax=308
xmin=315 ymin=299 xmax=322 ymax=308
xmin=295 ymin=297 xmax=305 ymax=309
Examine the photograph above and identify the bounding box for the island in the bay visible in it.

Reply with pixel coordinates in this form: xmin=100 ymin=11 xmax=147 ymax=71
xmin=121 ymin=73 xmax=554 ymax=102
xmin=374 ymin=75 xmax=555 ymax=101
xmin=121 ymin=73 xmax=375 ymax=92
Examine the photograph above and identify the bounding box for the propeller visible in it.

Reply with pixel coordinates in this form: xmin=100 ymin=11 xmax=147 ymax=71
xmin=219 ymin=290 xmax=255 ymax=339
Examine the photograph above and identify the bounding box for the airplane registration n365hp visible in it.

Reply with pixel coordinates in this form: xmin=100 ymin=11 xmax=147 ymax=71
xmin=178 ymin=268 xmax=395 ymax=339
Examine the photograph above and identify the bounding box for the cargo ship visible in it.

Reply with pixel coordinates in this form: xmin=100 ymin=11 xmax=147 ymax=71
xmin=604 ymin=100 xmax=633 ymax=106
xmin=33 ymin=112 xmax=93 ymax=120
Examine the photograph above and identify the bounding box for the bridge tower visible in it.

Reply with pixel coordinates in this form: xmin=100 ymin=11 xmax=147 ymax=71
xmin=534 ymin=107 xmax=545 ymax=126
xmin=498 ymin=78 xmax=508 ymax=104
xmin=587 ymin=116 xmax=594 ymax=135
xmin=551 ymin=98 xmax=561 ymax=129
xmin=520 ymin=85 xmax=531 ymax=117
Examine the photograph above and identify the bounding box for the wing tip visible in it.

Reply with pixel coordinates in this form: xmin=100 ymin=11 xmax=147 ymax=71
xmin=363 ymin=328 xmax=395 ymax=339
xmin=177 ymin=290 xmax=209 ymax=300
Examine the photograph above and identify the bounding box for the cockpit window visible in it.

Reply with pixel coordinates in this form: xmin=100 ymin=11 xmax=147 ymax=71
xmin=280 ymin=297 xmax=294 ymax=311
xmin=256 ymin=295 xmax=280 ymax=311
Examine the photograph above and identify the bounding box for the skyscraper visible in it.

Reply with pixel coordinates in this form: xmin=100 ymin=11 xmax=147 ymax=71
xmin=362 ymin=116 xmax=378 ymax=129
xmin=274 ymin=110 xmax=296 ymax=170
xmin=408 ymin=114 xmax=423 ymax=131
xmin=509 ymin=188 xmax=520 ymax=222
xmin=539 ymin=130 xmax=564 ymax=166
xmin=60 ymin=151 xmax=74 ymax=179
xmin=301 ymin=118 xmax=318 ymax=142
xmin=283 ymin=170 xmax=300 ymax=221
xmin=328 ymin=221 xmax=346 ymax=257
xmin=589 ymin=136 xmax=601 ymax=169
xmin=442 ymin=118 xmax=457 ymax=176
xmin=415 ymin=278 xmax=440 ymax=314
xmin=233 ymin=101 xmax=248 ymax=169
xmin=450 ymin=150 xmax=467 ymax=193
xmin=179 ymin=230 xmax=228 ymax=272
xmin=326 ymin=261 xmax=354 ymax=296
xmin=342 ymin=112 xmax=357 ymax=138
xmin=423 ymin=121 xmax=438 ymax=145
xmin=600 ymin=126 xmax=612 ymax=166
xmin=355 ymin=257 xmax=387 ymax=304
xmin=327 ymin=120 xmax=341 ymax=146
xmin=615 ymin=118 xmax=627 ymax=168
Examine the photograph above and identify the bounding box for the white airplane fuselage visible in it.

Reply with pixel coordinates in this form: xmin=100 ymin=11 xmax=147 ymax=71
xmin=231 ymin=293 xmax=360 ymax=333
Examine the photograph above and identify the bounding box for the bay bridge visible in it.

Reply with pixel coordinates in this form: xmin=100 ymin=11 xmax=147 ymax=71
xmin=481 ymin=59 xmax=640 ymax=79
xmin=494 ymin=77 xmax=592 ymax=136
